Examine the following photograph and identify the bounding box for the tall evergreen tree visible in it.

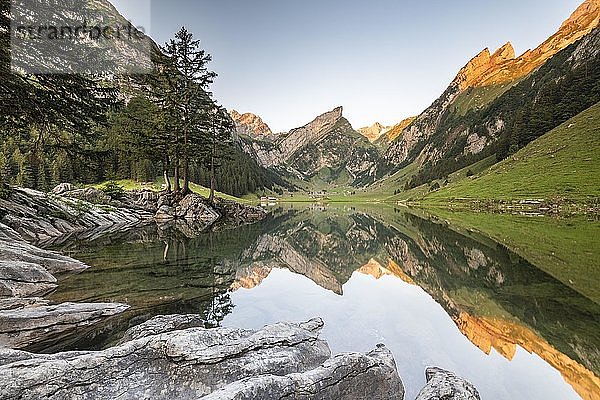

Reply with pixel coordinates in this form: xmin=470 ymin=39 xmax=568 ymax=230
xmin=160 ymin=27 xmax=216 ymax=194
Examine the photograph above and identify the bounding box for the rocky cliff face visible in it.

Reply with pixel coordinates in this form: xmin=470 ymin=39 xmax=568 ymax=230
xmin=229 ymin=110 xmax=274 ymax=138
xmin=9 ymin=0 xmax=155 ymax=74
xmin=385 ymin=117 xmax=417 ymax=142
xmin=454 ymin=0 xmax=600 ymax=90
xmin=358 ymin=122 xmax=390 ymax=142
xmin=240 ymin=107 xmax=381 ymax=186
xmin=381 ymin=1 xmax=600 ymax=178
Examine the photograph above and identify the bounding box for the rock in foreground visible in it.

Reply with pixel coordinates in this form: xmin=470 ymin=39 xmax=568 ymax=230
xmin=204 ymin=344 xmax=402 ymax=400
xmin=0 ymin=317 xmax=404 ymax=400
xmin=415 ymin=367 xmax=481 ymax=400
xmin=0 ymin=297 xmax=130 ymax=350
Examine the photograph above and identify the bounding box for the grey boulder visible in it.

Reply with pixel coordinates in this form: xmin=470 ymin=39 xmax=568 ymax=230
xmin=0 ymin=318 xmax=404 ymax=400
xmin=0 ymin=298 xmax=130 ymax=349
xmin=415 ymin=367 xmax=480 ymax=400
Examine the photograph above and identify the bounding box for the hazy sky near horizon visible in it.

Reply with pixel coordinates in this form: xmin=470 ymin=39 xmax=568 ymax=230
xmin=112 ymin=0 xmax=582 ymax=132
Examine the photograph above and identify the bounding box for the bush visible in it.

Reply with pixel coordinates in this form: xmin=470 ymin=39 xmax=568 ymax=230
xmin=100 ymin=181 xmax=126 ymax=200
xmin=0 ymin=183 xmax=11 ymax=200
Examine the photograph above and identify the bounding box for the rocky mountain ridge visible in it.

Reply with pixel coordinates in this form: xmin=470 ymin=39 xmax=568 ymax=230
xmin=229 ymin=110 xmax=274 ymax=137
xmin=358 ymin=122 xmax=391 ymax=142
xmin=453 ymin=0 xmax=600 ymax=90
xmin=239 ymin=106 xmax=381 ymax=186
xmin=380 ymin=1 xmax=600 ymax=187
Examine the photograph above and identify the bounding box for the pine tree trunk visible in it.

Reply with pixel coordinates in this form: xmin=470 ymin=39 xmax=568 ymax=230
xmin=183 ymin=128 xmax=190 ymax=194
xmin=163 ymin=170 xmax=172 ymax=193
xmin=174 ymin=160 xmax=180 ymax=192
xmin=209 ymin=146 xmax=215 ymax=204
xmin=183 ymin=158 xmax=189 ymax=194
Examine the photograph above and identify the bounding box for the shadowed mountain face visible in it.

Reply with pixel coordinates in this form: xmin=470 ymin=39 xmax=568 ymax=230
xmin=236 ymin=107 xmax=382 ymax=186
xmin=45 ymin=206 xmax=599 ymax=399
xmin=376 ymin=1 xmax=600 ymax=189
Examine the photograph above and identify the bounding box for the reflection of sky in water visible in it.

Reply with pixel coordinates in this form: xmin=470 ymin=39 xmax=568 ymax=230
xmin=223 ymin=269 xmax=580 ymax=400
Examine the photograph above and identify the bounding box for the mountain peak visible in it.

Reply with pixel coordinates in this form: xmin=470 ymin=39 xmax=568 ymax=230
xmin=491 ymin=42 xmax=515 ymax=62
xmin=560 ymin=0 xmax=600 ymax=31
xmin=229 ymin=110 xmax=273 ymax=137
xmin=358 ymin=122 xmax=390 ymax=142
xmin=452 ymin=0 xmax=600 ymax=90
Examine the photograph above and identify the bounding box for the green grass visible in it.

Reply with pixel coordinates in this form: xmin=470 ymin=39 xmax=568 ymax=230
xmin=422 ymin=207 xmax=600 ymax=304
xmin=91 ymin=179 xmax=251 ymax=204
xmin=424 ymin=102 xmax=600 ymax=204
xmin=451 ymin=80 xmax=523 ymax=116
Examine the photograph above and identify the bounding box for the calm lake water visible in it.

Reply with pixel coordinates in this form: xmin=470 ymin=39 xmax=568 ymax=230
xmin=47 ymin=205 xmax=600 ymax=400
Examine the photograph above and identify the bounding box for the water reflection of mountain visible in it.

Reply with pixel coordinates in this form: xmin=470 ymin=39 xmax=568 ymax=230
xmin=48 ymin=206 xmax=599 ymax=398
xmin=227 ymin=207 xmax=600 ymax=400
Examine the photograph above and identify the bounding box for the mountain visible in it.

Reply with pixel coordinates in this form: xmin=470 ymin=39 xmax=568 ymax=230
xmin=454 ymin=0 xmax=600 ymax=90
xmin=8 ymin=0 xmax=155 ymax=74
xmin=380 ymin=0 xmax=600 ymax=190
xmin=240 ymin=106 xmax=381 ymax=187
xmin=358 ymin=122 xmax=390 ymax=142
xmin=229 ymin=110 xmax=274 ymax=138
xmin=424 ymin=101 xmax=600 ymax=203
xmin=384 ymin=117 xmax=417 ymax=142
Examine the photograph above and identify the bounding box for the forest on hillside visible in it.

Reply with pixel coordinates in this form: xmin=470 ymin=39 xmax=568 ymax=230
xmin=0 ymin=0 xmax=284 ymax=198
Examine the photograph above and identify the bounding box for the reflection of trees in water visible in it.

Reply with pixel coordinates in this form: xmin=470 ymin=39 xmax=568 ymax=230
xmin=233 ymin=207 xmax=599 ymax=379
xmin=205 ymin=292 xmax=234 ymax=328
xmin=49 ymin=207 xmax=600 ymax=381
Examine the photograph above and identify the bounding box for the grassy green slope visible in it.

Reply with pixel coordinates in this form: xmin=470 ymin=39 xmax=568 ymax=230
xmin=421 ymin=208 xmax=600 ymax=304
xmin=91 ymin=179 xmax=251 ymax=203
xmin=424 ymin=102 xmax=600 ymax=203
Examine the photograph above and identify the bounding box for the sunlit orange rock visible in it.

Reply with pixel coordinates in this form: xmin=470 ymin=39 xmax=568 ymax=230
xmin=230 ymin=265 xmax=272 ymax=291
xmin=357 ymin=122 xmax=390 ymax=143
xmin=454 ymin=312 xmax=600 ymax=400
xmin=357 ymin=259 xmax=392 ymax=279
xmin=454 ymin=0 xmax=600 ymax=90
xmin=229 ymin=110 xmax=274 ymax=137
xmin=384 ymin=259 xmax=415 ymax=285
xmin=385 ymin=117 xmax=417 ymax=142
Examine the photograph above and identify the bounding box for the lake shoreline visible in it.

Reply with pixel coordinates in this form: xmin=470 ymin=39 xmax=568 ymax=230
xmin=0 ymin=186 xmax=485 ymax=399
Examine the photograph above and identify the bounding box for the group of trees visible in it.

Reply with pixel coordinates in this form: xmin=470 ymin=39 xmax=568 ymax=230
xmin=0 ymin=6 xmax=274 ymax=200
xmin=108 ymin=27 xmax=236 ymax=201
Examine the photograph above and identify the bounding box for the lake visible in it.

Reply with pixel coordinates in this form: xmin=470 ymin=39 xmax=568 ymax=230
xmin=46 ymin=205 xmax=600 ymax=400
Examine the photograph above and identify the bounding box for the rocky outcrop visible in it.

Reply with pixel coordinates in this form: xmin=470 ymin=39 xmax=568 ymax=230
xmin=415 ymin=367 xmax=480 ymax=400
xmin=116 ymin=314 xmax=206 ymax=344
xmin=358 ymin=122 xmax=390 ymax=142
xmin=204 ymin=344 xmax=402 ymax=400
xmin=0 ymin=222 xmax=88 ymax=297
xmin=0 ymin=262 xmax=57 ymax=298
xmin=0 ymin=187 xmax=153 ymax=244
xmin=213 ymin=199 xmax=268 ymax=227
xmin=454 ymin=0 xmax=600 ymax=90
xmin=155 ymin=192 xmax=221 ymax=223
xmin=453 ymin=43 xmax=515 ymax=90
xmin=0 ymin=297 xmax=129 ymax=350
xmin=229 ymin=110 xmax=274 ymax=137
xmin=0 ymin=317 xmax=404 ymax=400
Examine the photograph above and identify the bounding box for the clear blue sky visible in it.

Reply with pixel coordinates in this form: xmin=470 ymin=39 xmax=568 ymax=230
xmin=112 ymin=0 xmax=582 ymax=132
